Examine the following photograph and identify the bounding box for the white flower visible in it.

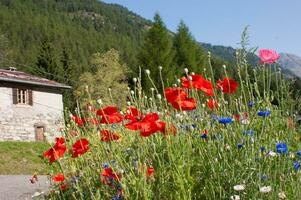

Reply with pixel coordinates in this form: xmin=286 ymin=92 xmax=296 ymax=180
xmin=278 ymin=191 xmax=286 ymax=199
xmin=145 ymin=69 xmax=150 ymax=75
xmin=259 ymin=186 xmax=272 ymax=193
xmin=177 ymin=79 xmax=181 ymax=83
xmin=184 ymin=68 xmax=189 ymax=73
xmin=126 ymin=101 xmax=131 ymax=106
xmin=266 ymin=151 xmax=277 ymax=157
xmin=241 ymin=119 xmax=250 ymax=125
xmin=133 ymin=77 xmax=137 ymax=83
xmin=233 ymin=184 xmax=245 ymax=191
xmin=191 ymin=72 xmax=195 ymax=75
xmin=230 ymin=195 xmax=240 ymax=200
xmin=97 ymin=99 xmax=103 ymax=105
xmin=32 ymin=191 xmax=44 ymax=198
xmin=225 ymin=144 xmax=231 ymax=150
xmin=158 ymin=66 xmax=162 ymax=70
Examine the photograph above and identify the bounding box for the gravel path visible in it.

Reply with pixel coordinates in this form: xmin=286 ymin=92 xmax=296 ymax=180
xmin=0 ymin=175 xmax=50 ymax=200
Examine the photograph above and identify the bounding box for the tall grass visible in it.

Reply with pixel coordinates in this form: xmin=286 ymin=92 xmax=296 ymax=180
xmin=45 ymin=37 xmax=301 ymax=200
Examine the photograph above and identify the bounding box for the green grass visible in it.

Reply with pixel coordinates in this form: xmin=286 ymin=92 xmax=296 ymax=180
xmin=0 ymin=141 xmax=54 ymax=174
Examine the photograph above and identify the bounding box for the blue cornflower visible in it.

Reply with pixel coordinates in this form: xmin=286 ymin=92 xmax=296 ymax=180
xmin=237 ymin=143 xmax=244 ymax=149
xmin=260 ymin=146 xmax=266 ymax=152
xmin=296 ymin=150 xmax=301 ymax=157
xmin=218 ymin=117 xmax=233 ymax=124
xmin=260 ymin=174 xmax=268 ymax=181
xmin=201 ymin=134 xmax=208 ymax=139
xmin=248 ymin=101 xmax=255 ymax=108
xmin=276 ymin=143 xmax=288 ymax=154
xmin=257 ymin=110 xmax=271 ymax=118
xmin=112 ymin=195 xmax=122 ymax=200
xmin=103 ymin=163 xmax=110 ymax=168
xmin=243 ymin=130 xmax=255 ymax=136
xmin=293 ymin=162 xmax=300 ymax=171
xmin=211 ymin=114 xmax=219 ymax=121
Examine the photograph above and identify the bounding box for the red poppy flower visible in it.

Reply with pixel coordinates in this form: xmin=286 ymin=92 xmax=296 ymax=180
xmin=71 ymin=138 xmax=90 ymax=158
xmin=71 ymin=115 xmax=86 ymax=127
xmin=30 ymin=174 xmax=38 ymax=184
xmin=146 ymin=167 xmax=154 ymax=177
xmin=170 ymin=98 xmax=197 ymax=111
xmin=52 ymin=173 xmax=65 ymax=182
xmin=96 ymin=106 xmax=123 ymax=124
xmin=101 ymin=167 xmax=121 ymax=185
xmin=233 ymin=114 xmax=240 ymax=121
xmin=43 ymin=137 xmax=66 ymax=163
xmin=207 ymin=99 xmax=218 ymax=109
xmin=125 ymin=113 xmax=166 ymax=137
xmin=59 ymin=184 xmax=68 ymax=191
xmin=164 ymin=88 xmax=197 ymax=111
xmin=181 ymin=74 xmax=214 ymax=96
xmin=217 ymin=77 xmax=238 ymax=93
xmin=124 ymin=107 xmax=144 ymax=122
xmin=100 ymin=129 xmax=121 ymax=142
xmin=165 ymin=87 xmax=188 ymax=103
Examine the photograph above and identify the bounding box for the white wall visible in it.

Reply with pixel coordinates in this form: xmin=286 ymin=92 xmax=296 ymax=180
xmin=0 ymin=86 xmax=64 ymax=141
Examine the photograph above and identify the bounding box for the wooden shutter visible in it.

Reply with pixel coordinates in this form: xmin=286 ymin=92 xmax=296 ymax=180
xmin=28 ymin=89 xmax=33 ymax=106
xmin=12 ymin=88 xmax=17 ymax=104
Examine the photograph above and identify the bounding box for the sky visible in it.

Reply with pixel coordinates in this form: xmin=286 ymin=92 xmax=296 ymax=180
xmin=103 ymin=0 xmax=301 ymax=56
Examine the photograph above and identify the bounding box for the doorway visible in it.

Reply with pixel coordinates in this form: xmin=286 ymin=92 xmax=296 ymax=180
xmin=35 ymin=126 xmax=45 ymax=142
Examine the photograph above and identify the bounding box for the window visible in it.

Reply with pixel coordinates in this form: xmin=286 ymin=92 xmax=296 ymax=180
xmin=12 ymin=88 xmax=33 ymax=105
xmin=17 ymin=89 xmax=28 ymax=104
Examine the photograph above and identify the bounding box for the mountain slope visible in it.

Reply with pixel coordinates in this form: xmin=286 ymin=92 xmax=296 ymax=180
xmin=278 ymin=53 xmax=301 ymax=78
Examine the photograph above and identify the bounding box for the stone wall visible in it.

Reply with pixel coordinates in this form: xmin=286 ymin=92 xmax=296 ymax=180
xmin=0 ymin=85 xmax=64 ymax=141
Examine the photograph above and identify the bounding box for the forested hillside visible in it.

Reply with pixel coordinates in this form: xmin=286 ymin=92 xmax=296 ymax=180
xmin=0 ymin=0 xmax=299 ymax=109
xmin=0 ymin=0 xmax=151 ymax=73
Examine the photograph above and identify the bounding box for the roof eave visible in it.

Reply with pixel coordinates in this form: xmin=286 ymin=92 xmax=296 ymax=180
xmin=0 ymin=77 xmax=72 ymax=89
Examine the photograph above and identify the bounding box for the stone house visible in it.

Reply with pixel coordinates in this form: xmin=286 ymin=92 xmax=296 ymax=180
xmin=0 ymin=68 xmax=71 ymax=141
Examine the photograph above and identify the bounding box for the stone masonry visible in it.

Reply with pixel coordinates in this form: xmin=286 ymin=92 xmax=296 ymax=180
xmin=0 ymin=86 xmax=64 ymax=141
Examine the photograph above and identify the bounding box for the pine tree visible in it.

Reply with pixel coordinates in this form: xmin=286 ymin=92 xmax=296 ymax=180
xmin=35 ymin=37 xmax=61 ymax=81
xmin=138 ymin=13 xmax=175 ymax=93
xmin=173 ymin=21 xmax=205 ymax=77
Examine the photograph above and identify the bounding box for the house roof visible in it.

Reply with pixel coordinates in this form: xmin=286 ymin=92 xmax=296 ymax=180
xmin=0 ymin=69 xmax=71 ymax=89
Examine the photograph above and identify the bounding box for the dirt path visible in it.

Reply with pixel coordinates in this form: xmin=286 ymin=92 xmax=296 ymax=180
xmin=0 ymin=175 xmax=49 ymax=200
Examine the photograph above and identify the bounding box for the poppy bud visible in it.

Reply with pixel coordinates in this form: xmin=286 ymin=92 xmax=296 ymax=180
xmin=97 ymin=99 xmax=103 ymax=105
xmin=145 ymin=69 xmax=150 ymax=75
xmin=184 ymin=68 xmax=188 ymax=73
xmin=133 ymin=78 xmax=137 ymax=83
xmin=158 ymin=66 xmax=162 ymax=70
xmin=223 ymin=64 xmax=226 ymax=69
